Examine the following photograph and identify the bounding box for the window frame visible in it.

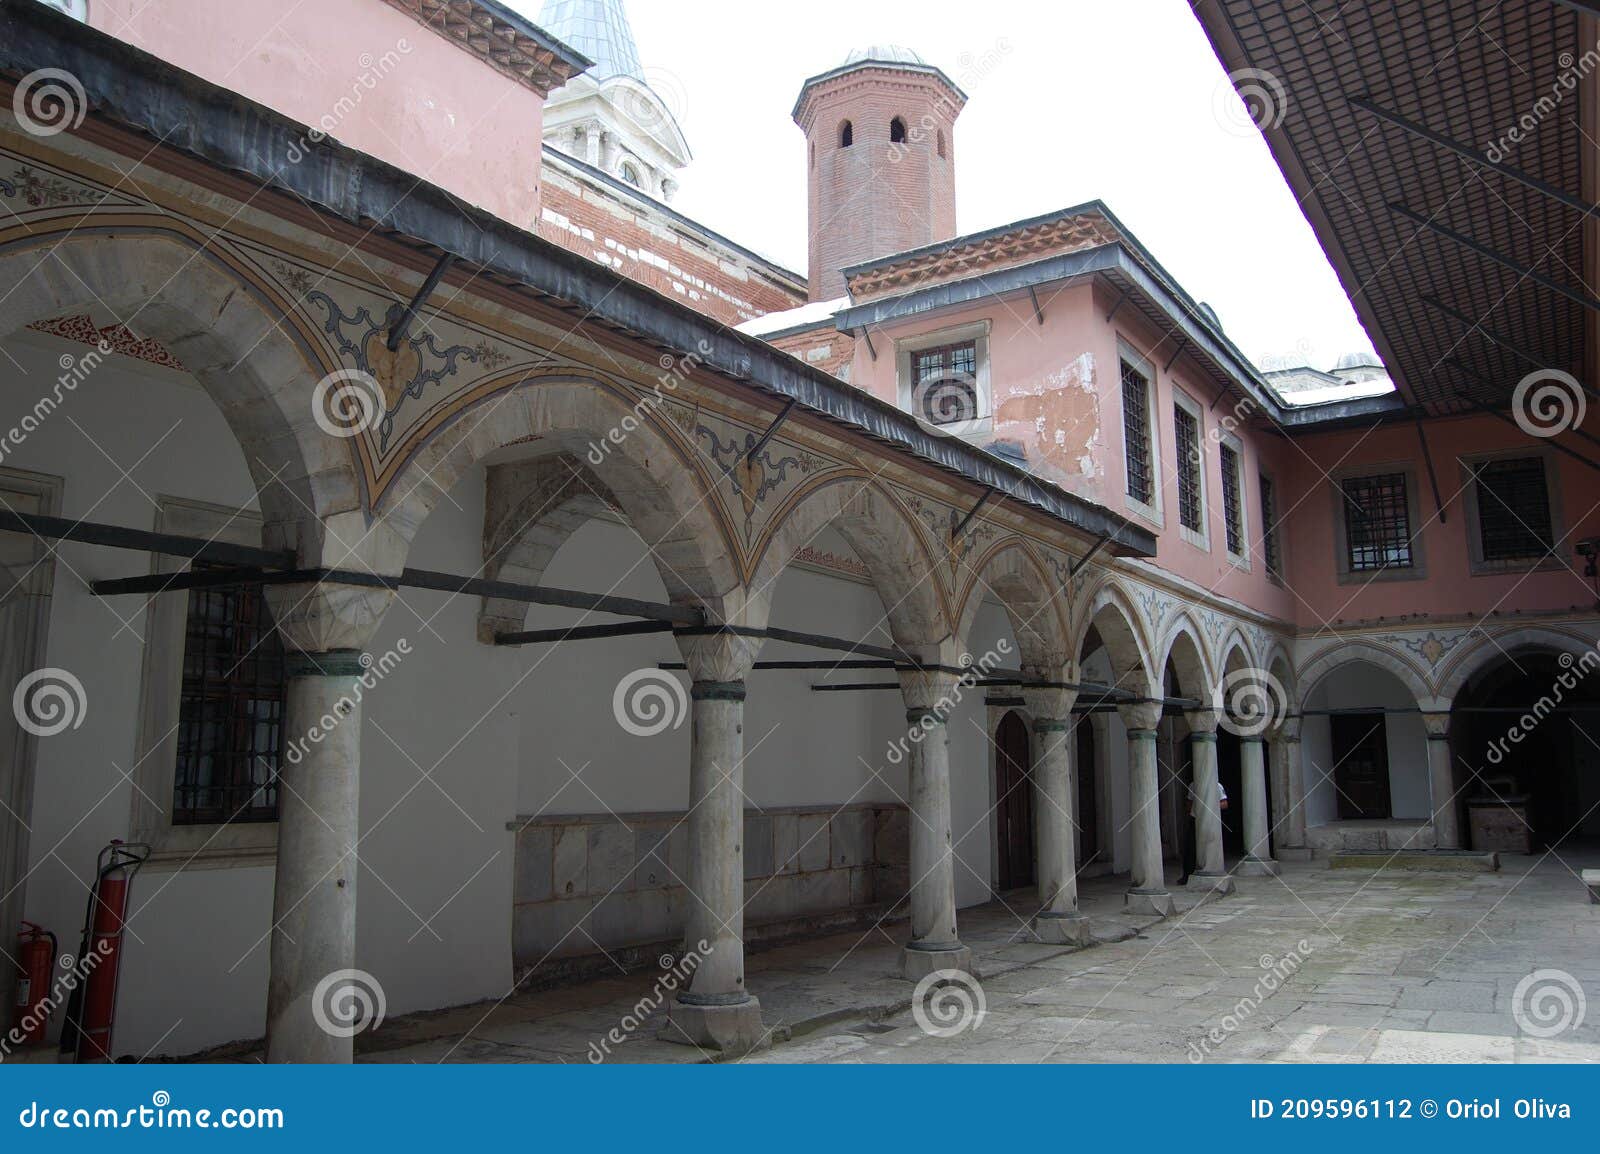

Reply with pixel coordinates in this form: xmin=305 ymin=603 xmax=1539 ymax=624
xmin=1330 ymin=462 xmax=1427 ymax=584
xmin=895 ymin=321 xmax=992 ymax=441
xmin=1217 ymin=431 xmax=1250 ymax=570
xmin=1117 ymin=340 xmax=1163 ymax=526
xmin=1459 ymin=447 xmax=1564 ymax=575
xmin=1171 ymin=386 xmax=1209 ymax=551
xmin=132 ymin=497 xmax=281 ymax=869
xmin=1258 ymin=469 xmax=1285 ymax=585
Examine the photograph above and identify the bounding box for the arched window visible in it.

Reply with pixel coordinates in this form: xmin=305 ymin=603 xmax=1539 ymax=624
xmin=620 ymin=162 xmax=642 ymax=188
xmin=890 ymin=117 xmax=907 ymax=144
xmin=840 ymin=120 xmax=854 ymax=148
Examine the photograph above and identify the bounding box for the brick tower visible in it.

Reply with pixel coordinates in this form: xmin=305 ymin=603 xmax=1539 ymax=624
xmin=793 ymin=46 xmax=966 ymax=301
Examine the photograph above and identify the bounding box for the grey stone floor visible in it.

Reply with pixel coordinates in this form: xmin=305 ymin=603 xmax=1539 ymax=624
xmin=362 ymin=848 xmax=1600 ymax=1064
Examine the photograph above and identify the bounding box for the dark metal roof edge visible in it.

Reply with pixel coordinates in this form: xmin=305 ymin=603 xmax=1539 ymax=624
xmin=540 ymin=145 xmax=806 ymax=287
xmin=1275 ymin=393 xmax=1410 ymax=428
xmin=791 ymin=59 xmax=968 ymax=121
xmin=461 ymin=0 xmax=594 ymax=75
xmin=0 ymin=1 xmax=1151 ymax=558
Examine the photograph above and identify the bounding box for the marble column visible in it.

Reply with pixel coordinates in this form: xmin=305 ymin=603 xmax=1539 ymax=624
xmin=664 ymin=629 xmax=764 ymax=1053
xmin=1118 ymin=700 xmax=1174 ymax=915
xmin=263 ymin=581 xmax=393 ymax=1064
xmin=1236 ymin=734 xmax=1278 ymax=875
xmin=1185 ymin=709 xmax=1233 ymax=892
xmin=897 ymin=665 xmax=973 ymax=980
xmin=1422 ymin=711 xmax=1462 ymax=850
xmin=1273 ymin=716 xmax=1310 ymax=859
xmin=1024 ymin=686 xmax=1092 ymax=946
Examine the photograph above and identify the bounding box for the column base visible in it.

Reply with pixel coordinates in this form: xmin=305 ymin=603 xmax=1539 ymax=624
xmin=1185 ymin=871 xmax=1236 ymax=895
xmin=1124 ymin=887 xmax=1175 ymax=916
xmin=1235 ymin=856 xmax=1280 ymax=877
xmin=899 ymin=943 xmax=974 ymax=981
xmin=1031 ymin=910 xmax=1093 ymax=946
xmin=661 ymin=996 xmax=766 ymax=1054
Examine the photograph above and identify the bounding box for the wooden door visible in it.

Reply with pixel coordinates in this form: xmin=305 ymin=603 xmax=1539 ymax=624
xmin=994 ymin=711 xmax=1035 ymax=890
xmin=1331 ymin=713 xmax=1392 ymax=819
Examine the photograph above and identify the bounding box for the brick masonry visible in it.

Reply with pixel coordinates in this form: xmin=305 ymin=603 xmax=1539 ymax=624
xmin=510 ymin=802 xmax=910 ymax=966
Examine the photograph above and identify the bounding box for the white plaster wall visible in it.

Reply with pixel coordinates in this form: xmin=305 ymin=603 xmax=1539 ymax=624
xmin=1080 ymin=648 xmax=1132 ymax=872
xmin=1302 ymin=661 xmax=1430 ymax=822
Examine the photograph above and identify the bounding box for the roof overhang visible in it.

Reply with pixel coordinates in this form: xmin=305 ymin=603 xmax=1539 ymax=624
xmin=0 ymin=0 xmax=1153 ymax=559
xmin=382 ymin=0 xmax=592 ymax=94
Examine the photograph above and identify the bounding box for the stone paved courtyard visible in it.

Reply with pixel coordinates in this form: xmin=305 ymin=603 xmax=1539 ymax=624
xmin=331 ymin=849 xmax=1600 ymax=1065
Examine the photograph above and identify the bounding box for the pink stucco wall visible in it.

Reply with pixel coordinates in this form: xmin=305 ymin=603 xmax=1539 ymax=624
xmin=847 ymin=280 xmax=1297 ymax=624
xmin=1282 ymin=416 xmax=1599 ymax=628
xmin=88 ymin=0 xmax=545 ymax=226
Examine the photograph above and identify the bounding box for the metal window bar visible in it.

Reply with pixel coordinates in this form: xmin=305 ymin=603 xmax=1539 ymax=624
xmin=1259 ymin=473 xmax=1281 ymax=577
xmin=1472 ymin=457 xmax=1553 ymax=562
xmin=1219 ymin=443 xmax=1243 ymax=555
xmin=1341 ymin=472 xmax=1413 ymax=572
xmin=173 ymin=572 xmax=287 ymax=824
xmin=1173 ymin=404 xmax=1202 ymax=532
xmin=1121 ymin=360 xmax=1153 ymax=504
xmin=912 ymin=341 xmax=978 ymax=427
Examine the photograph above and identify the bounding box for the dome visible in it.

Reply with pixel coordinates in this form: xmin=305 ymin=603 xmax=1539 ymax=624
xmin=1334 ymin=350 xmax=1381 ymax=371
xmin=843 ymin=44 xmax=925 ymax=67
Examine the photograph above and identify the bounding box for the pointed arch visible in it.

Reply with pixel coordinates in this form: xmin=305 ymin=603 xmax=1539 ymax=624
xmin=1437 ymin=627 xmax=1599 ymax=703
xmin=1071 ymin=576 xmax=1155 ymax=695
xmin=0 ymin=226 xmax=360 ymax=565
xmin=1297 ymin=640 xmax=1433 ymax=710
xmin=748 ymin=474 xmax=952 ymax=650
xmin=954 ymin=537 xmax=1070 ymax=671
xmin=1156 ymin=612 xmax=1214 ymax=700
xmin=377 ymin=373 xmax=744 ymax=614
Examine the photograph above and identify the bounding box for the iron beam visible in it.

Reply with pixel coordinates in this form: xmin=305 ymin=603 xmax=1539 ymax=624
xmin=0 ymin=510 xmax=295 ymax=569
xmin=387 ymin=252 xmax=456 ymax=351
xmin=495 ymin=620 xmax=674 ymax=646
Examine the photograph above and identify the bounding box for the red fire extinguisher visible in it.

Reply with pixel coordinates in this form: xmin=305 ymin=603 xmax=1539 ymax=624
xmin=12 ymin=922 xmax=57 ymax=1045
xmin=58 ymin=840 xmax=149 ymax=1063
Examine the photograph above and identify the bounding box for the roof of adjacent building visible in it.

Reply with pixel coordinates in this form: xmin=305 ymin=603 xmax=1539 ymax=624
xmin=533 ymin=0 xmax=641 ymax=81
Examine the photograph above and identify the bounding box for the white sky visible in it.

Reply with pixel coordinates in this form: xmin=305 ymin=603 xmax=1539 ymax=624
xmin=514 ymin=0 xmax=1378 ymax=370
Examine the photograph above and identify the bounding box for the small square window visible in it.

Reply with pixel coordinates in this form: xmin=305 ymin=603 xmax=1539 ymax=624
xmin=911 ymin=341 xmax=979 ymax=427
xmin=1472 ymin=456 xmax=1553 ymax=563
xmin=1341 ymin=472 xmax=1413 ymax=572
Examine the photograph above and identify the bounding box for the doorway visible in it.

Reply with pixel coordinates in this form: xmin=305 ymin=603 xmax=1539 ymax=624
xmin=994 ymin=710 xmax=1035 ymax=890
xmin=1331 ymin=713 xmax=1392 ymax=819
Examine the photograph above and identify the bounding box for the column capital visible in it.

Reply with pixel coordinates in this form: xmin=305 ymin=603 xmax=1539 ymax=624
xmin=1022 ymin=682 xmax=1078 ymax=723
xmin=897 ymin=666 xmax=963 ymax=714
xmin=675 ymin=626 xmax=762 ymax=684
xmin=265 ymin=581 xmax=394 ymax=657
xmin=1117 ymin=699 xmax=1163 ymax=732
xmin=1184 ymin=707 xmax=1221 ymax=735
xmin=1421 ymin=710 xmax=1452 ymax=739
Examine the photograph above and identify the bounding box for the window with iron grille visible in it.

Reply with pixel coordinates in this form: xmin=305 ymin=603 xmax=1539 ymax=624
xmin=1219 ymin=444 xmax=1245 ymax=555
xmin=1173 ymin=403 xmax=1203 ymax=532
xmin=911 ymin=341 xmax=979 ymax=427
xmin=1259 ymin=473 xmax=1282 ymax=578
xmin=1473 ymin=457 xmax=1553 ymax=562
xmin=1121 ymin=359 xmax=1153 ymax=504
xmin=1341 ymin=472 xmax=1412 ymax=572
xmin=173 ymin=576 xmax=286 ymax=824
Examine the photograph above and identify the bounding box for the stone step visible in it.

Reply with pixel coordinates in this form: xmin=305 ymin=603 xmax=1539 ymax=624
xmin=1329 ymin=849 xmax=1500 ymax=872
